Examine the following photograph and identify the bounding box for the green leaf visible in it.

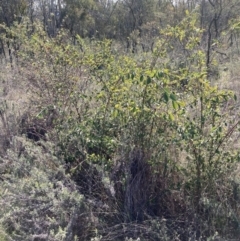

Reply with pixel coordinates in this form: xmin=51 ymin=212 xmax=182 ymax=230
xmin=169 ymin=113 xmax=174 ymax=121
xmin=170 ymin=93 xmax=177 ymax=101
xmin=147 ymin=76 xmax=151 ymax=84
xmin=131 ymin=72 xmax=135 ymax=80
xmin=234 ymin=94 xmax=237 ymax=101
xmin=158 ymin=72 xmax=164 ymax=78
xmin=140 ymin=75 xmax=144 ymax=82
xmin=163 ymin=91 xmax=169 ymax=102
xmin=172 ymin=101 xmax=178 ymax=110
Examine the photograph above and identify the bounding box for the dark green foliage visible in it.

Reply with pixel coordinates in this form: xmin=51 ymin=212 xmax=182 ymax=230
xmin=1 ymin=2 xmax=240 ymax=241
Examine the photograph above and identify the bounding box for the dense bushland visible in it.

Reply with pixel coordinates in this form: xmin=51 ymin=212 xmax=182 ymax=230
xmin=1 ymin=1 xmax=240 ymax=241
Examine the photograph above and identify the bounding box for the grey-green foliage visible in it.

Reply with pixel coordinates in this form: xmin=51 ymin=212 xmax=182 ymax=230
xmin=0 ymin=136 xmax=87 ymax=241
